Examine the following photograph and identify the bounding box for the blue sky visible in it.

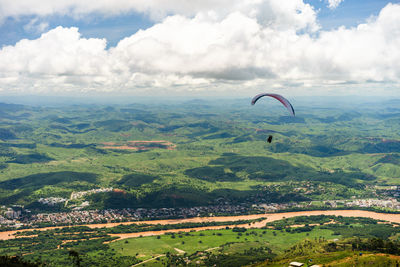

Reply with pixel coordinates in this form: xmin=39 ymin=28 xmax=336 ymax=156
xmin=0 ymin=0 xmax=399 ymax=96
xmin=307 ymin=0 xmax=394 ymax=28
xmin=1 ymin=13 xmax=153 ymax=48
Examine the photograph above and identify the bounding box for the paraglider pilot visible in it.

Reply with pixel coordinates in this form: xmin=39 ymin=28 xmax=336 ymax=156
xmin=251 ymin=93 xmax=295 ymax=144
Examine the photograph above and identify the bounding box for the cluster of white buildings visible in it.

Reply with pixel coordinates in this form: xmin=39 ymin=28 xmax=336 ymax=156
xmin=29 ymin=209 xmax=120 ymax=224
xmin=36 ymin=188 xmax=114 ymax=207
xmin=38 ymin=197 xmax=67 ymax=206
xmin=72 ymin=201 xmax=90 ymax=211
xmin=4 ymin=208 xmax=21 ymax=219
xmin=0 ymin=215 xmax=15 ymax=225
xmin=254 ymin=202 xmax=307 ymax=212
xmin=345 ymin=198 xmax=400 ymax=209
xmin=20 ymin=205 xmax=253 ymax=226
xmin=70 ymin=187 xmax=113 ymax=200
xmin=255 ymin=198 xmax=400 ymax=212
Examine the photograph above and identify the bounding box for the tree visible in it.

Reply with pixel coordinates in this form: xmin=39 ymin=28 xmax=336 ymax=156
xmin=69 ymin=250 xmax=82 ymax=267
xmin=325 ymin=242 xmax=337 ymax=252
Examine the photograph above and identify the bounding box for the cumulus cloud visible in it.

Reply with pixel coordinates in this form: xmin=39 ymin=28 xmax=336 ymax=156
xmin=0 ymin=1 xmax=399 ymax=95
xmin=327 ymin=0 xmax=344 ymax=10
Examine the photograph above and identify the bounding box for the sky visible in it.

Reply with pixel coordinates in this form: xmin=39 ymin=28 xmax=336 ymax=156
xmin=0 ymin=0 xmax=399 ymax=98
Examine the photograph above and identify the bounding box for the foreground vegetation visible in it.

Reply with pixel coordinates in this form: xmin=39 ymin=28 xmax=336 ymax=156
xmin=1 ymin=215 xmax=399 ymax=266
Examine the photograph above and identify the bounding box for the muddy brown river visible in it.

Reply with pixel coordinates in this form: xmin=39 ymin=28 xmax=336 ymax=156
xmin=1 ymin=210 xmax=399 ymax=241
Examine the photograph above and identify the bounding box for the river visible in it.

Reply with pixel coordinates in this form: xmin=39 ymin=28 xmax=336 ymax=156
xmin=1 ymin=210 xmax=399 ymax=241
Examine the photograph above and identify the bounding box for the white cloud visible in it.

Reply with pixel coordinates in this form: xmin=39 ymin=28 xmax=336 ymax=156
xmin=23 ymin=18 xmax=49 ymax=33
xmin=0 ymin=1 xmax=399 ymax=95
xmin=0 ymin=27 xmax=108 ymax=75
xmin=0 ymin=0 xmax=318 ymax=26
xmin=0 ymin=0 xmax=227 ymax=21
xmin=327 ymin=0 xmax=344 ymax=10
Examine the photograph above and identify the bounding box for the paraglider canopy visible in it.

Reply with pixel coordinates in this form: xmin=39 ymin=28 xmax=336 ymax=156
xmin=251 ymin=93 xmax=295 ymax=116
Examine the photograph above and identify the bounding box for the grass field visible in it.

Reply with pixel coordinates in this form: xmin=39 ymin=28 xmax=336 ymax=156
xmin=110 ymin=227 xmax=338 ymax=260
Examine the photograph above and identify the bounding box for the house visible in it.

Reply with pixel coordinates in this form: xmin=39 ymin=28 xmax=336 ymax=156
xmin=289 ymin=262 xmax=304 ymax=267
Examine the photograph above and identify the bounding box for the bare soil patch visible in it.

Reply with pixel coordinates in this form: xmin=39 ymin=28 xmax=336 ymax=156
xmin=101 ymin=140 xmax=176 ymax=151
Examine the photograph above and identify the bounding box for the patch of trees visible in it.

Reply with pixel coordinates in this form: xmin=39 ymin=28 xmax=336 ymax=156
xmin=116 ymin=173 xmax=158 ymax=187
xmin=0 ymin=255 xmax=38 ymax=267
xmin=52 ymin=117 xmax=72 ymax=124
xmin=204 ymin=132 xmax=235 ymax=139
xmin=0 ymin=171 xmax=98 ymax=191
xmin=6 ymin=153 xmax=54 ymax=164
xmin=70 ymin=123 xmax=91 ymax=130
xmin=0 ymin=142 xmax=36 ymax=149
xmin=327 ymin=224 xmax=397 ymax=239
xmin=0 ymin=128 xmax=17 ymax=140
xmin=88 ymin=187 xmax=213 ymax=209
xmin=361 ymin=141 xmax=400 ymax=153
xmin=203 ymin=246 xmax=275 ymax=267
xmin=266 ymin=215 xmax=334 ymax=228
xmin=93 ymin=119 xmax=133 ymax=132
xmin=25 ymin=201 xmax=69 ymax=213
xmin=49 ymin=143 xmax=93 ymax=149
xmin=270 ymin=142 xmax=349 ymax=157
xmin=48 ymin=125 xmax=96 ymax=134
xmin=232 ymin=227 xmax=247 ymax=233
xmin=0 ymin=146 xmax=16 ymax=157
xmin=206 ymin=154 xmax=373 ymax=187
xmin=374 ymin=154 xmax=400 ymax=165
xmin=1 ymin=229 xmax=140 ymax=267
xmin=351 ymin=238 xmax=400 ymax=255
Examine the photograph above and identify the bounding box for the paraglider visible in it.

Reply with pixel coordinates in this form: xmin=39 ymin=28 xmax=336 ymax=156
xmin=251 ymin=93 xmax=295 ymax=116
xmin=251 ymin=93 xmax=295 ymax=143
